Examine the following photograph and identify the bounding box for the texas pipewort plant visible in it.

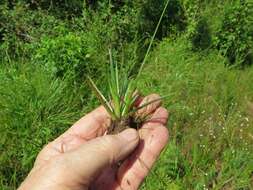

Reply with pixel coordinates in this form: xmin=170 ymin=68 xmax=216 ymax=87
xmin=87 ymin=0 xmax=170 ymax=135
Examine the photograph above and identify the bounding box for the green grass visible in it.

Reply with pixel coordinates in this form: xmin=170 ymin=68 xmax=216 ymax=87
xmin=139 ymin=38 xmax=253 ymax=189
xmin=1 ymin=37 xmax=253 ymax=189
xmin=0 ymin=63 xmax=85 ymax=189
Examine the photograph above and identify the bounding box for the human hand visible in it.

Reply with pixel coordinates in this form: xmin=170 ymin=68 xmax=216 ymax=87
xmin=18 ymin=94 xmax=169 ymax=190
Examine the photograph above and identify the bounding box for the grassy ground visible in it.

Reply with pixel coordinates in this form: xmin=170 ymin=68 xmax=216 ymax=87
xmin=1 ymin=37 xmax=253 ymax=189
xmin=139 ymin=38 xmax=253 ymax=189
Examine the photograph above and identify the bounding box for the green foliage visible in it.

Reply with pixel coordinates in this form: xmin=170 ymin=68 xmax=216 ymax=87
xmin=189 ymin=17 xmax=212 ymax=50
xmin=214 ymin=1 xmax=253 ymax=65
xmin=5 ymin=0 xmax=83 ymax=17
xmin=33 ymin=33 xmax=95 ymax=79
xmin=0 ymin=3 xmax=67 ymax=62
xmin=82 ymin=0 xmax=140 ymax=44
xmin=183 ymin=0 xmax=215 ymax=51
xmin=0 ymin=63 xmax=83 ymax=188
xmin=140 ymin=0 xmax=186 ymax=39
xmin=87 ymin=56 xmax=138 ymax=121
xmin=139 ymin=38 xmax=253 ymax=189
xmin=1 ymin=0 xmax=253 ymax=189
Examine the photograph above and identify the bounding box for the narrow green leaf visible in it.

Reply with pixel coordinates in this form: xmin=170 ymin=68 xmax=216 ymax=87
xmin=120 ymin=72 xmax=129 ymax=97
xmin=122 ymin=80 xmax=137 ymax=116
xmin=115 ymin=61 xmax=119 ymax=95
xmin=87 ymin=76 xmax=116 ymax=119
xmin=137 ymin=0 xmax=170 ymax=79
xmin=109 ymin=82 xmax=121 ymax=118
xmin=108 ymin=50 xmax=121 ymax=118
xmin=129 ymin=95 xmax=170 ymax=114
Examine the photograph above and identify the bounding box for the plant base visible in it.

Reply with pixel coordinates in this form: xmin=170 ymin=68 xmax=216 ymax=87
xmin=107 ymin=117 xmax=140 ymax=135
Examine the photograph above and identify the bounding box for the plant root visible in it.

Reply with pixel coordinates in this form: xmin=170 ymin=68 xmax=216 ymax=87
xmin=107 ymin=116 xmax=140 ymax=135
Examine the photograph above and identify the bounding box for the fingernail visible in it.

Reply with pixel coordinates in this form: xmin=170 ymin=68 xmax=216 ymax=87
xmin=119 ymin=128 xmax=139 ymax=142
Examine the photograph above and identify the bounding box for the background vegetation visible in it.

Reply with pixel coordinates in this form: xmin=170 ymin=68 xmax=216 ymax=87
xmin=0 ymin=0 xmax=252 ymax=189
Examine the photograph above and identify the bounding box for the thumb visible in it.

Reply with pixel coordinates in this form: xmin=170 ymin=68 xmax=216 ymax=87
xmin=64 ymin=128 xmax=139 ymax=182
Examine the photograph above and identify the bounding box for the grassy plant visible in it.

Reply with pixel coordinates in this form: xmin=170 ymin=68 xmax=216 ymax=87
xmin=87 ymin=0 xmax=170 ymax=134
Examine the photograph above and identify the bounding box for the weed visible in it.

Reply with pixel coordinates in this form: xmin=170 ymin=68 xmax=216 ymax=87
xmin=87 ymin=0 xmax=170 ymax=134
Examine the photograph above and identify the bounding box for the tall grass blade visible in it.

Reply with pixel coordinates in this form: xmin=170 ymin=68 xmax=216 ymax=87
xmin=130 ymin=95 xmax=170 ymax=114
xmin=121 ymin=80 xmax=136 ymax=117
xmin=87 ymin=76 xmax=116 ymax=119
xmin=108 ymin=50 xmax=121 ymax=118
xmin=137 ymin=0 xmax=170 ymax=78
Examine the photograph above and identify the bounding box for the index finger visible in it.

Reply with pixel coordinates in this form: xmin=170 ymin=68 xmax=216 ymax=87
xmin=61 ymin=106 xmax=111 ymax=140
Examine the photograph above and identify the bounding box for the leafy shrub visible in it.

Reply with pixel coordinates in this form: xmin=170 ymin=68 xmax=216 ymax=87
xmin=6 ymin=0 xmax=83 ymax=17
xmin=32 ymin=2 xmax=140 ymax=82
xmin=110 ymin=3 xmax=139 ymax=43
xmin=214 ymin=1 xmax=253 ymax=65
xmin=0 ymin=4 xmax=68 ymax=62
xmin=82 ymin=1 xmax=140 ymax=44
xmin=182 ymin=0 xmax=213 ymax=51
xmin=139 ymin=0 xmax=187 ymax=39
xmin=33 ymin=33 xmax=95 ymax=80
xmin=189 ymin=17 xmax=212 ymax=50
xmin=0 ymin=3 xmax=7 ymax=42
